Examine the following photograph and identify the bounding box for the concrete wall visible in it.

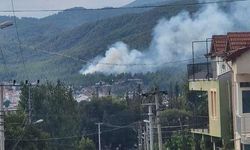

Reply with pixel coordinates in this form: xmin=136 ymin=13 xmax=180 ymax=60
xmin=213 ymin=57 xmax=231 ymax=77
xmin=189 ymin=80 xmax=221 ymax=137
xmin=231 ymin=50 xmax=250 ymax=147
xmin=189 ymin=74 xmax=233 ymax=141
xmin=233 ymin=50 xmax=250 ymax=75
xmin=218 ymin=73 xmax=233 ymax=143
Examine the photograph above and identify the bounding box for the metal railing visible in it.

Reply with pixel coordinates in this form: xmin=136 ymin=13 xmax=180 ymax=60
xmin=236 ymin=114 xmax=250 ymax=135
xmin=187 ymin=62 xmax=217 ymax=81
xmin=190 ymin=116 xmax=209 ymax=134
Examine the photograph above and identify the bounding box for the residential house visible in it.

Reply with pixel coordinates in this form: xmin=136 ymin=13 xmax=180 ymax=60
xmin=187 ymin=35 xmax=233 ymax=149
xmin=188 ymin=32 xmax=250 ymax=150
xmin=222 ymin=32 xmax=250 ymax=150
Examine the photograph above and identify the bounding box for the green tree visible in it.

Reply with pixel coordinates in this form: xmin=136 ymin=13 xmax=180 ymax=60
xmin=5 ymin=111 xmax=50 ymax=150
xmin=77 ymin=137 xmax=96 ymax=150
xmin=79 ymin=96 xmax=139 ymax=149
xmin=19 ymin=82 xmax=80 ymax=149
xmin=160 ymin=109 xmax=192 ymax=126
xmin=164 ymin=130 xmax=194 ymax=150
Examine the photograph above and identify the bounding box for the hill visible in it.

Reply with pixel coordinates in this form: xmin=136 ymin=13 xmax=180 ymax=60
xmin=126 ymin=0 xmax=173 ymax=6
xmin=0 ymin=7 xmax=147 ymax=45
xmin=0 ymin=0 xmax=198 ymax=85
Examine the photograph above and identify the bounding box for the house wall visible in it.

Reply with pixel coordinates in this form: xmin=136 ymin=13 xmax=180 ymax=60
xmin=218 ymin=73 xmax=233 ymax=144
xmin=213 ymin=57 xmax=231 ymax=77
xmin=189 ymin=74 xmax=233 ymax=141
xmin=189 ymin=80 xmax=221 ymax=137
xmin=233 ymin=50 xmax=250 ymax=75
xmin=232 ymin=74 xmax=250 ymax=145
xmin=231 ymin=50 xmax=250 ymax=146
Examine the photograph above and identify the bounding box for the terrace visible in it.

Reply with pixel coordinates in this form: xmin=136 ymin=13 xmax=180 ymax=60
xmin=187 ymin=62 xmax=217 ymax=81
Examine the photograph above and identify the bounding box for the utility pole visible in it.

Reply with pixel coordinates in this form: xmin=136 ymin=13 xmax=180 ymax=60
xmin=143 ymin=127 xmax=147 ymax=150
xmin=143 ymin=120 xmax=150 ymax=150
xmin=28 ymin=84 xmax=31 ymax=124
xmin=148 ymin=105 xmax=154 ymax=150
xmin=138 ymin=121 xmax=143 ymax=150
xmin=0 ymin=86 xmax=4 ymax=150
xmin=95 ymin=123 xmax=103 ymax=150
xmin=142 ymin=88 xmax=167 ymax=150
xmin=155 ymin=88 xmax=163 ymax=150
xmin=142 ymin=103 xmax=154 ymax=150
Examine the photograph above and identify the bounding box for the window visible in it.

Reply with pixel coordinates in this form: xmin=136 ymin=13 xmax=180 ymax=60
xmin=211 ymin=90 xmax=217 ymax=118
xmin=240 ymin=82 xmax=250 ymax=88
xmin=242 ymin=90 xmax=250 ymax=113
xmin=244 ymin=144 xmax=250 ymax=150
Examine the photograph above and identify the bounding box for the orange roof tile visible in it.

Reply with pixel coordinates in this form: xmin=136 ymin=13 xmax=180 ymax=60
xmin=210 ymin=32 xmax=250 ymax=59
xmin=227 ymin=32 xmax=250 ymax=51
xmin=210 ymin=35 xmax=227 ymax=56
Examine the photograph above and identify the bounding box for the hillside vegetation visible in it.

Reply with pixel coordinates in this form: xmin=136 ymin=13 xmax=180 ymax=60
xmin=0 ymin=0 xmax=198 ymax=86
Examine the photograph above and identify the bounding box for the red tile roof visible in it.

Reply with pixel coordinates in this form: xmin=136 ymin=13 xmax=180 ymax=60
xmin=227 ymin=32 xmax=250 ymax=50
xmin=210 ymin=32 xmax=250 ymax=60
xmin=210 ymin=35 xmax=227 ymax=56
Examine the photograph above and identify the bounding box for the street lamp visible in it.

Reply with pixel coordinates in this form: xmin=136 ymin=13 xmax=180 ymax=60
xmin=33 ymin=119 xmax=44 ymax=125
xmin=0 ymin=21 xmax=13 ymax=29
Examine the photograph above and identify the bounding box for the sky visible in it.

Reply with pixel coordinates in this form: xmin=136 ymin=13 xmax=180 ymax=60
xmin=0 ymin=0 xmax=135 ymax=18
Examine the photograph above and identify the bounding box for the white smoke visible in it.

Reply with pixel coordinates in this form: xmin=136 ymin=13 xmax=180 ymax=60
xmin=81 ymin=1 xmax=249 ymax=74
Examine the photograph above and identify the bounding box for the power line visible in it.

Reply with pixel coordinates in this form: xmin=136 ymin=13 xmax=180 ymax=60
xmin=10 ymin=0 xmax=29 ymax=80
xmin=31 ymin=46 xmax=206 ymax=66
xmin=0 ymin=0 xmax=248 ymax=13
xmin=0 ymin=47 xmax=9 ymax=76
xmin=5 ymin=121 xmax=139 ymax=142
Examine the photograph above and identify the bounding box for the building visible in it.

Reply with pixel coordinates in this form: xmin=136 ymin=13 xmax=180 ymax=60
xmin=188 ymin=32 xmax=250 ymax=150
xmin=221 ymin=32 xmax=250 ymax=150
xmin=187 ymin=35 xmax=233 ymax=149
xmin=3 ymin=85 xmax=20 ymax=113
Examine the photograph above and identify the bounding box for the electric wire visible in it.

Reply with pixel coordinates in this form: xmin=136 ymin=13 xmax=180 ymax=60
xmin=5 ymin=120 xmax=206 ymax=142
xmin=0 ymin=47 xmax=9 ymax=77
xmin=32 ymin=46 xmax=206 ymax=66
xmin=0 ymin=0 xmax=248 ymax=13
xmin=6 ymin=121 xmax=139 ymax=142
xmin=10 ymin=0 xmax=29 ymax=80
xmin=11 ymin=115 xmax=28 ymax=150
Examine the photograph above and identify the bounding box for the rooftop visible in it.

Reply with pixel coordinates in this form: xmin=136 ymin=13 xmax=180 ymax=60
xmin=210 ymin=32 xmax=250 ymax=60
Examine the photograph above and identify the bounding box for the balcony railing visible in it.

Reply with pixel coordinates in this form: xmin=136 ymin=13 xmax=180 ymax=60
xmin=187 ymin=62 xmax=217 ymax=81
xmin=190 ymin=116 xmax=209 ymax=134
xmin=236 ymin=114 xmax=250 ymax=135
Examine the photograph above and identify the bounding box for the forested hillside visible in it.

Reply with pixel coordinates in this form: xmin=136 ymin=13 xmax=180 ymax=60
xmin=0 ymin=0 xmax=198 ymax=86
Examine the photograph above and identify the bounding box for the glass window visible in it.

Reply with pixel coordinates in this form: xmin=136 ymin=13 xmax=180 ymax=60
xmin=244 ymin=144 xmax=250 ymax=150
xmin=240 ymin=82 xmax=250 ymax=88
xmin=242 ymin=91 xmax=250 ymax=113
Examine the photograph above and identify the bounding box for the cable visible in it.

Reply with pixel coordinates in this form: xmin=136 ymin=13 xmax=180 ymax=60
xmin=11 ymin=115 xmax=28 ymax=150
xmin=0 ymin=47 xmax=9 ymax=77
xmin=6 ymin=121 xmax=139 ymax=142
xmin=0 ymin=0 xmax=248 ymax=13
xmin=5 ymin=120 xmax=207 ymax=142
xmin=31 ymin=46 xmax=206 ymax=66
xmin=10 ymin=0 xmax=29 ymax=80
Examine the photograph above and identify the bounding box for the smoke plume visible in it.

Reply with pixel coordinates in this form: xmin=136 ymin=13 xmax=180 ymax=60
xmin=81 ymin=1 xmax=250 ymax=74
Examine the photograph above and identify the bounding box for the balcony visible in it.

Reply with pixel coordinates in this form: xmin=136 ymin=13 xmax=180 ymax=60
xmin=190 ymin=116 xmax=209 ymax=135
xmin=187 ymin=62 xmax=217 ymax=81
xmin=236 ymin=114 xmax=250 ymax=143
